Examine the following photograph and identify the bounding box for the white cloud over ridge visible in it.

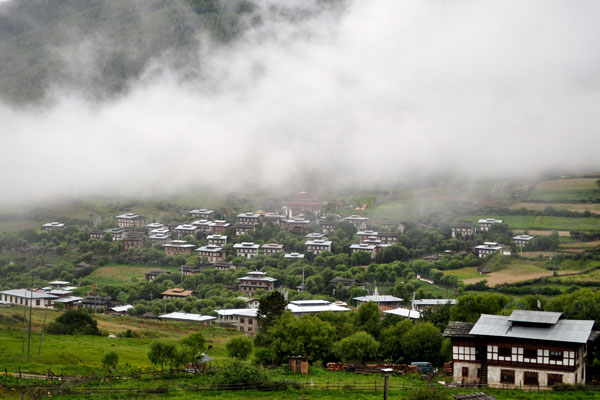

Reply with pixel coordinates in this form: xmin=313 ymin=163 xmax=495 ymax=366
xmin=1 ymin=0 xmax=600 ymax=205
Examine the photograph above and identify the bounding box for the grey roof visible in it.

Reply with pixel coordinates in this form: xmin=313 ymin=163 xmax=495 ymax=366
xmin=353 ymin=294 xmax=403 ymax=303
xmin=469 ymin=314 xmax=594 ymax=344
xmin=413 ymin=299 xmax=457 ymax=306
xmin=0 ymin=289 xmax=58 ymax=299
xmin=508 ymin=310 xmax=561 ymax=325
xmin=443 ymin=321 xmax=476 ymax=338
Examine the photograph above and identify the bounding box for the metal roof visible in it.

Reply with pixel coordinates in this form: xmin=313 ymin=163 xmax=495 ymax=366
xmin=469 ymin=314 xmax=594 ymax=344
xmin=287 ymin=302 xmax=351 ymax=314
xmin=353 ymin=295 xmax=403 ymax=303
xmin=158 ymin=312 xmax=216 ymax=322
xmin=413 ymin=299 xmax=457 ymax=306
xmin=0 ymin=289 xmax=58 ymax=299
xmin=508 ymin=310 xmax=561 ymax=325
xmin=383 ymin=307 xmax=421 ymax=319
xmin=215 ymin=308 xmax=258 ymax=316
xmin=110 ymin=305 xmax=134 ymax=313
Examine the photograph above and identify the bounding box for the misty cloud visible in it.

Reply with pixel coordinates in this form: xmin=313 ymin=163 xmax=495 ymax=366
xmin=1 ymin=0 xmax=600 ymax=206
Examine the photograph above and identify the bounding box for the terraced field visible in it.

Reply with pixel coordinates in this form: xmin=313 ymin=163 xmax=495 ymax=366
xmin=527 ymin=178 xmax=600 ymax=202
xmin=470 ymin=215 xmax=600 ymax=231
xmin=87 ymin=264 xmax=179 ymax=286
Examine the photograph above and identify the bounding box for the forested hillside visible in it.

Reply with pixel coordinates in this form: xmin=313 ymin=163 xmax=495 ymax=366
xmin=0 ymin=0 xmax=340 ymax=105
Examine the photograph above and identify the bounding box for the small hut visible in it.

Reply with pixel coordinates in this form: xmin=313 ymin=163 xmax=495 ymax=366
xmin=289 ymin=356 xmax=309 ymax=374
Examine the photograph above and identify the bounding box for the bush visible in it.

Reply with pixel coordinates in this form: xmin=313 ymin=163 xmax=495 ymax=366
xmin=46 ymin=310 xmax=100 ymax=335
xmin=102 ymin=351 xmax=119 ymax=371
xmin=211 ymin=360 xmax=268 ymax=387
xmin=226 ymin=336 xmax=253 ymax=360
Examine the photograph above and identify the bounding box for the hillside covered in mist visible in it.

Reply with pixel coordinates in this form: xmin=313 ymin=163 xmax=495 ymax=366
xmin=0 ymin=0 xmax=341 ymax=104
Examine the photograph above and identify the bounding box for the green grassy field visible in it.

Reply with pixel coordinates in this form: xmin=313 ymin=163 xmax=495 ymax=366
xmin=527 ymin=178 xmax=600 ymax=202
xmin=469 ymin=215 xmax=600 ymax=231
xmin=509 ymin=202 xmax=600 ymax=214
xmin=0 ymin=307 xmax=240 ymax=375
xmin=87 ymin=264 xmax=179 ymax=286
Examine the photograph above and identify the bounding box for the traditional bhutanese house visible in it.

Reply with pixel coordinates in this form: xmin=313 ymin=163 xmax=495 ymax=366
xmin=195 ymin=244 xmax=227 ymax=263
xmin=330 ymin=277 xmax=364 ymax=289
xmin=122 ymin=231 xmax=144 ymax=249
xmin=149 ymin=231 xmax=171 ymax=244
xmin=173 ymin=224 xmax=200 ymax=239
xmin=451 ymin=223 xmax=476 ymax=238
xmin=283 ymin=192 xmax=322 ymax=218
xmin=286 ymin=300 xmax=351 ymax=316
xmin=54 ymin=296 xmax=83 ymax=310
xmin=235 ymin=224 xmax=255 ymax=237
xmin=283 ymin=217 xmax=311 ymax=235
xmin=160 ymin=288 xmax=194 ymax=299
xmin=233 ymin=242 xmax=260 ymax=258
xmin=207 ymin=234 xmax=227 ymax=247
xmin=145 ymin=270 xmax=170 ymax=281
xmin=209 ymin=220 xmax=231 ymax=234
xmin=478 ymin=218 xmax=503 ymax=232
xmin=474 ymin=242 xmax=506 ymax=258
xmin=343 ymin=215 xmax=370 ymax=231
xmin=145 ymin=222 xmax=165 ymax=234
xmin=383 ymin=307 xmax=421 ymax=320
xmin=237 ymin=212 xmax=262 ymax=226
xmin=284 ymin=252 xmax=305 ymax=260
xmin=81 ymin=295 xmax=117 ymax=310
xmin=305 ymin=239 xmax=332 ymax=255
xmin=350 ymin=243 xmax=378 ymax=260
xmin=0 ymin=289 xmax=57 ymax=308
xmin=513 ymin=234 xmax=535 ymax=247
xmin=357 ymin=230 xmax=378 ymax=243
xmin=353 ymin=292 xmax=404 ymax=311
xmin=377 ymin=232 xmax=399 ymax=244
xmin=189 ymin=209 xmax=215 ymax=219
xmin=321 ymin=221 xmax=337 ymax=235
xmin=412 ymin=298 xmax=457 ymax=311
xmin=43 ymin=222 xmax=65 ymax=232
xmin=89 ymin=230 xmax=104 ymax=240
xmin=162 ymin=240 xmax=196 ymax=256
xmin=237 ymin=271 xmax=276 ymax=296
xmin=116 ymin=213 xmax=145 ymax=228
xmin=443 ymin=310 xmax=598 ymax=388
xmin=179 ymin=265 xmax=201 ymax=276
xmin=191 ymin=219 xmax=212 ymax=234
xmin=104 ymin=228 xmax=125 ymax=241
xmin=261 ymin=243 xmax=284 ymax=256
xmin=214 ymin=262 xmax=236 ymax=270
xmin=158 ymin=312 xmax=216 ymax=325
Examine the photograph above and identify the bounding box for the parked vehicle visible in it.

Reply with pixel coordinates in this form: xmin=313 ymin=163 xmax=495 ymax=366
xmin=410 ymin=362 xmax=434 ymax=374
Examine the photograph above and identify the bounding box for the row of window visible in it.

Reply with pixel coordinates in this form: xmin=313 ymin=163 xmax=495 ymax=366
xmin=453 ymin=346 xmax=476 ymax=361
xmin=500 ymin=370 xmax=563 ymax=386
xmin=487 ymin=346 xmax=576 ymax=366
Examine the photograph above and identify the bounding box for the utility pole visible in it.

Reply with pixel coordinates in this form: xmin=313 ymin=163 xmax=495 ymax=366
xmin=27 ymin=270 xmax=34 ymax=361
xmin=381 ymin=368 xmax=392 ymax=400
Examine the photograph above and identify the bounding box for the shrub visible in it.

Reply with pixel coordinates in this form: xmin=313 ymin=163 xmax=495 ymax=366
xmin=102 ymin=351 xmax=119 ymax=371
xmin=226 ymin=336 xmax=253 ymax=360
xmin=211 ymin=360 xmax=268 ymax=387
xmin=46 ymin=310 xmax=100 ymax=335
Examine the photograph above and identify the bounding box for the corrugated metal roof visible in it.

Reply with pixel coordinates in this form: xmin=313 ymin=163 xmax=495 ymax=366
xmin=353 ymin=295 xmax=403 ymax=303
xmin=469 ymin=314 xmax=593 ymax=344
xmin=383 ymin=307 xmax=421 ymax=319
xmin=508 ymin=310 xmax=561 ymax=325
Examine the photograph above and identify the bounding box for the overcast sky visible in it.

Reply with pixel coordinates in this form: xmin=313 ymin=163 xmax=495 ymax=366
xmin=1 ymin=0 xmax=599 ymax=206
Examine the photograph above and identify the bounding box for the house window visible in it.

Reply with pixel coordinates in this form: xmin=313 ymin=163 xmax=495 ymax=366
xmin=498 ymin=347 xmax=511 ymax=359
xmin=36 ymin=300 xmax=40 ymax=306
xmin=550 ymin=351 xmax=563 ymax=362
xmin=239 ymin=318 xmax=245 ymax=323
xmin=453 ymin=345 xmax=476 ymax=361
xmin=524 ymin=348 xmax=537 ymax=361
xmin=462 ymin=367 xmax=469 ymax=378
xmin=500 ymin=369 xmax=515 ymax=384
xmin=248 ymin=327 xmax=252 ymax=332
xmin=548 ymin=374 xmax=563 ymax=386
xmin=524 ymin=371 xmax=539 ymax=386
